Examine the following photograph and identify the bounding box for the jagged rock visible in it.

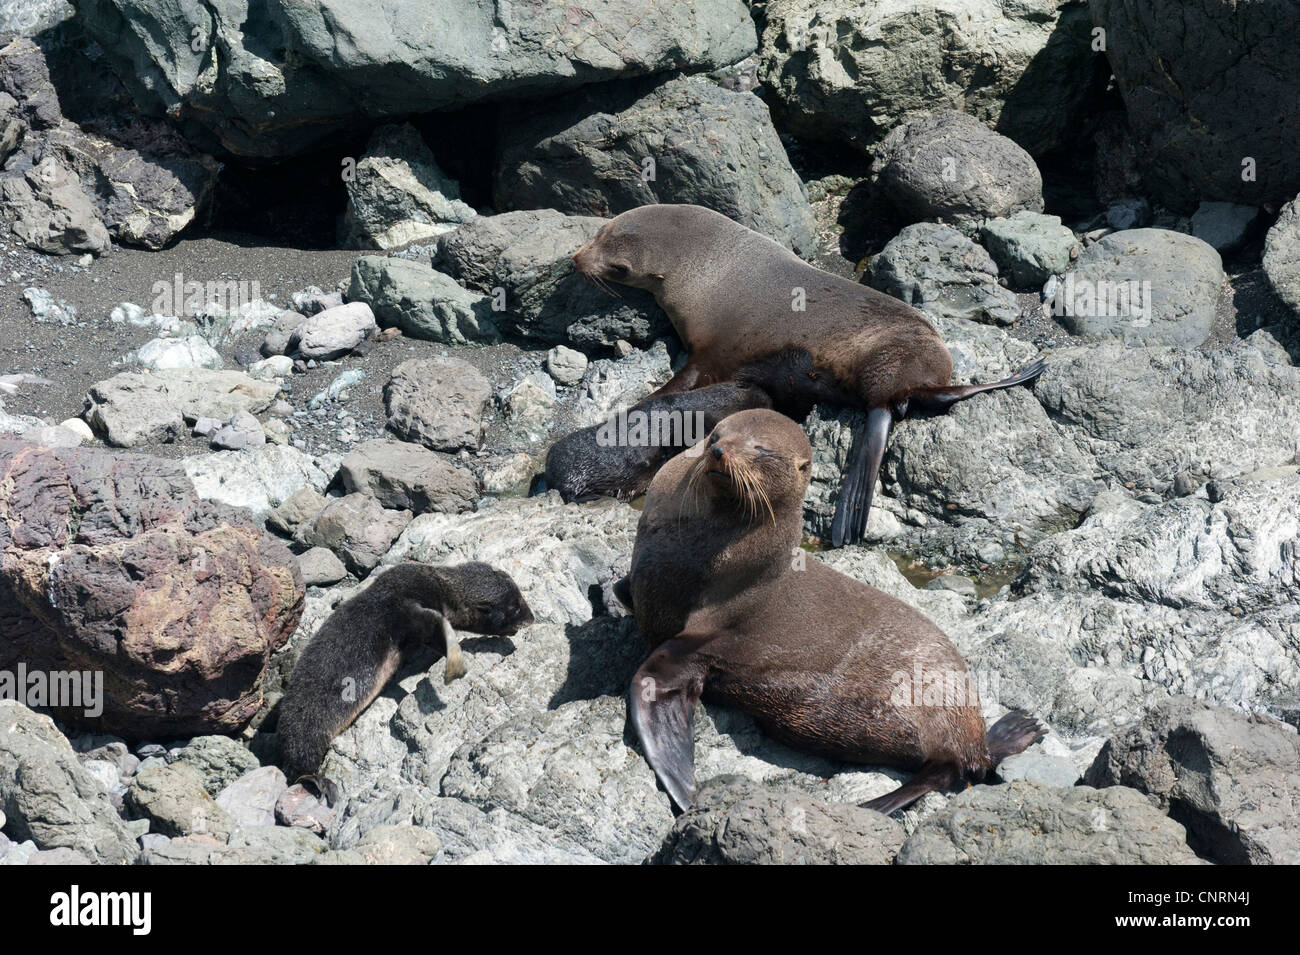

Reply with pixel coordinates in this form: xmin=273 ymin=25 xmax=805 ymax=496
xmin=981 ymin=212 xmax=1078 ymax=289
xmin=84 ymin=368 xmax=279 ymax=447
xmin=296 ymin=493 xmax=412 ymax=577
xmin=171 ymin=737 xmax=260 ymax=796
xmin=183 ymin=444 xmax=336 ymax=523
xmin=267 ymin=486 xmax=329 ymax=539
xmin=0 ymin=440 xmax=303 ymax=738
xmin=349 ymin=255 xmax=499 ymax=345
xmin=125 ymin=763 xmax=232 ymax=840
xmin=339 ymin=439 xmax=477 ymax=515
xmin=495 ymin=73 xmax=817 ymax=256
xmin=215 ymin=766 xmax=287 ymax=831
xmin=384 ymin=357 xmax=490 ymax=452
xmin=1085 ymin=698 xmax=1300 ymax=865
xmin=1 ymin=157 xmax=109 ymax=254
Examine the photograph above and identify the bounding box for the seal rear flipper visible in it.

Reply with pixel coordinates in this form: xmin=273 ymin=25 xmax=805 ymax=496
xmin=861 ymin=760 xmax=963 ymax=816
xmin=986 ymin=710 xmax=1045 ymax=767
xmin=905 ymin=357 xmax=1047 ymax=417
xmin=630 ymin=641 xmax=706 ymax=811
xmin=830 ymin=406 xmax=892 ymax=547
xmin=612 ymin=575 xmax=633 ymax=612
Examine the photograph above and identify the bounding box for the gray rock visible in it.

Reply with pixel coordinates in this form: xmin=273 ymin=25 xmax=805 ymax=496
xmin=291 ymin=287 xmax=344 ymax=316
xmin=353 ymin=824 xmax=441 ymax=865
xmin=125 ymin=763 xmax=232 ymax=839
xmin=872 ymin=110 xmax=1044 ymax=226
xmin=1050 ymin=229 xmax=1224 ymax=348
xmin=0 ymin=0 xmax=73 ymax=35
xmin=495 ymin=74 xmax=817 ymax=257
xmin=215 ymin=766 xmax=288 ymax=831
xmin=275 ymin=784 xmax=336 ymax=835
xmin=171 ymin=737 xmax=261 ymax=796
xmin=996 ymin=751 xmax=1081 ymax=788
xmin=1190 ymin=202 xmax=1260 ymax=254
xmin=1091 ymin=0 xmax=1300 ymax=209
xmin=134 ymin=336 xmax=224 ymax=371
xmin=297 ymin=493 xmax=413 ymax=577
xmin=499 ymin=371 xmax=558 ymax=447
xmin=384 ymin=357 xmax=490 ymax=451
xmin=896 ymin=781 xmax=1202 ymax=864
xmin=651 ymin=780 xmax=906 ymax=864
xmin=0 ymin=702 xmax=138 ymax=864
xmin=1085 ymin=697 xmax=1300 ymax=865
xmin=142 ymin=826 xmax=327 ymax=865
xmin=183 ymin=444 xmax=335 ymax=523
xmin=349 ymin=256 xmax=499 ymax=345
xmin=209 ymin=411 xmax=266 ymax=451
xmin=432 ymin=210 xmax=671 ymax=350
xmin=85 ymin=369 xmax=280 ymax=448
xmin=341 ymin=123 xmax=476 ymax=249
xmin=339 ymin=439 xmax=477 ymax=515
xmin=866 ymin=222 xmax=1021 ymax=326
xmin=22 ymin=286 xmax=76 ymax=324
xmin=297 ymin=547 xmax=348 ymax=587
xmin=981 ymin=212 xmax=1077 ymax=289
xmin=76 ymin=0 xmax=758 ymax=160
xmin=291 ymin=302 xmax=377 ymax=361
xmin=545 ymin=345 xmax=589 ymax=387
xmin=267 ymin=487 xmax=330 ymax=538
xmin=1 ymin=157 xmax=109 ymax=255
xmin=758 ymin=0 xmax=1102 ymax=158
xmin=1263 ymin=196 xmax=1300 ymax=316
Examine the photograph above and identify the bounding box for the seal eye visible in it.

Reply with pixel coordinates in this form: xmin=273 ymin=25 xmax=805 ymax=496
xmin=754 ymin=445 xmax=774 ymax=456
xmin=607 ymin=263 xmax=630 ymax=278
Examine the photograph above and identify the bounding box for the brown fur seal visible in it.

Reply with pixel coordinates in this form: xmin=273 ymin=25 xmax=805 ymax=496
xmin=277 ymin=562 xmax=533 ymax=782
xmin=541 ymin=382 xmax=771 ymax=502
xmin=572 ymin=204 xmax=1045 ymax=546
xmin=616 ymin=408 xmax=1043 ymax=813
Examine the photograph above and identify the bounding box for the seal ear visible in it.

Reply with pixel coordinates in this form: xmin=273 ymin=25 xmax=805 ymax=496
xmin=630 ymin=640 xmax=705 ymax=812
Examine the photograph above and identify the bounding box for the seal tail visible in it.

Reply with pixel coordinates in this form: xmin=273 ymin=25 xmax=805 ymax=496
xmin=985 ymin=709 xmax=1045 ymax=767
xmin=904 ymin=357 xmax=1046 ymax=417
xmin=830 ymin=406 xmax=892 ymax=547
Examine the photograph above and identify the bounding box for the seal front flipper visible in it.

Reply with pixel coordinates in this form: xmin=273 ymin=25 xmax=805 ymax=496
xmin=402 ymin=600 xmax=467 ymax=684
xmin=831 ymin=406 xmax=892 ymax=548
xmin=630 ymin=639 xmax=707 ymax=811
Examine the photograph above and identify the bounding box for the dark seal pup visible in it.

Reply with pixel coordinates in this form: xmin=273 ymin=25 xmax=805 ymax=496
xmin=572 ymin=204 xmax=1044 ymax=546
xmin=616 ymin=409 xmax=1043 ymax=814
xmin=278 ymin=561 xmax=533 ymax=782
xmin=543 ymin=382 xmax=771 ymax=502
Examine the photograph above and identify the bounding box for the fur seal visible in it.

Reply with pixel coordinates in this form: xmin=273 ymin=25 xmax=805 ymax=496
xmin=277 ymin=561 xmax=533 ymax=782
xmin=542 ymin=382 xmax=771 ymax=502
xmin=572 ymin=204 xmax=1045 ymax=546
xmin=616 ymin=408 xmax=1043 ymax=813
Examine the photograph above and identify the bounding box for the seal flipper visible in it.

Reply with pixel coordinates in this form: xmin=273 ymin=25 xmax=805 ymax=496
xmin=986 ymin=710 xmax=1045 ymax=766
xmin=612 ymin=575 xmax=633 ymax=612
xmin=861 ymin=760 xmax=963 ymax=816
xmin=830 ymin=406 xmax=892 ymax=548
xmin=630 ymin=640 xmax=706 ymax=811
xmin=905 ymin=357 xmax=1046 ymax=416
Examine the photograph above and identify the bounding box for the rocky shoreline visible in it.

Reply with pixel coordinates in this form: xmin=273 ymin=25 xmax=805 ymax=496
xmin=0 ymin=0 xmax=1298 ymax=865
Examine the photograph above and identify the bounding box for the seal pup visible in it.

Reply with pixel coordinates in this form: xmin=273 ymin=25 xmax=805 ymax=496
xmin=572 ymin=204 xmax=1045 ymax=546
xmin=618 ymin=409 xmax=1043 ymax=814
xmin=278 ymin=561 xmax=533 ymax=782
xmin=542 ymin=382 xmax=771 ymax=502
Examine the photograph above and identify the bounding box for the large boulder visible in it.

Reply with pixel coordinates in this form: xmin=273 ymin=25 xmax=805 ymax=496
xmin=348 ymin=255 xmax=500 ymax=345
xmin=73 ymin=0 xmax=758 ymax=159
xmin=432 ymin=210 xmax=671 ymax=350
xmin=0 ymin=440 xmax=303 ymax=738
xmin=339 ymin=440 xmax=478 ymax=515
xmin=1085 ymin=698 xmax=1300 ymax=865
xmin=1263 ymin=196 xmax=1300 ymax=316
xmin=494 ymin=74 xmax=817 ymax=257
xmin=758 ymin=0 xmax=1104 ymax=157
xmin=83 ymin=369 xmax=280 ymax=448
xmin=384 ymin=357 xmax=490 ymax=452
xmin=1091 ymin=0 xmax=1300 ymax=210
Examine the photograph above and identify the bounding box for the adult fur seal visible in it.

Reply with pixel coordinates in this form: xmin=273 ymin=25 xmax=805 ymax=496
xmin=542 ymin=382 xmax=770 ymax=502
xmin=572 ymin=204 xmax=1044 ymax=546
xmin=278 ymin=561 xmax=533 ymax=782
xmin=616 ymin=409 xmax=1043 ymax=814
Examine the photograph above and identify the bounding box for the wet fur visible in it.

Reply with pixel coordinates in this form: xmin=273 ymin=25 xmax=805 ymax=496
xmin=277 ymin=562 xmax=533 ymax=782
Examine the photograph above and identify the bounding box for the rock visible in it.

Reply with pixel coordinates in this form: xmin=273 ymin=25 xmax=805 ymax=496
xmin=866 ymin=222 xmax=1021 ymax=326
xmin=873 ymin=111 xmax=1044 ymax=227
xmin=0 ymin=0 xmax=73 ymax=35
xmin=142 ymin=826 xmax=327 ymax=865
xmin=495 ymin=73 xmax=817 ymax=257
xmin=758 ymin=0 xmax=1102 ymax=157
xmin=1050 ymin=229 xmax=1224 ymax=348
xmin=274 ymin=785 xmax=335 ymax=835
xmin=22 ymin=286 xmax=76 ymax=324
xmin=651 ymin=780 xmax=906 ymax=864
xmin=307 ymin=369 xmax=366 ymax=410
xmin=291 ymin=288 xmax=344 ymax=316
xmin=499 ymin=371 xmax=558 ymax=447
xmin=348 ymin=256 xmax=499 ymax=345
xmin=0 ymin=440 xmax=303 ymax=738
xmin=0 ymin=701 xmax=138 ymax=864
xmin=354 ymin=824 xmax=441 ymax=865
xmin=339 ymin=439 xmax=477 ymax=515
xmin=84 ymin=369 xmax=279 ymax=448
xmin=545 ymin=346 xmax=589 ymax=387
xmin=56 ymin=418 xmax=92 ymax=442
xmin=125 ymin=763 xmax=232 ymax=839
xmin=259 ymin=311 xmax=307 ymax=358
xmin=76 ymin=0 xmax=758 ymax=160
xmin=297 ymin=547 xmax=348 ymax=587
xmin=981 ymin=212 xmax=1077 ymax=289
xmin=1 ymin=157 xmax=110 ymax=255
xmin=1190 ymin=202 xmax=1260 ymax=254
xmin=1091 ymin=0 xmax=1300 ymax=209
xmin=1263 ymin=197 xmax=1300 ymax=316
xmin=569 ymin=340 xmax=675 ymax=428
xmin=297 ymin=493 xmax=413 ymax=577
xmin=248 ymin=355 xmax=293 ymax=381
xmin=341 ymin=123 xmax=476 ymax=249
xmin=209 ymin=411 xmax=266 ymax=451
xmin=183 ymin=444 xmax=335 ymax=523
xmin=134 ymin=336 xmax=223 ymax=371
xmin=432 ymin=210 xmax=670 ymax=350
xmin=267 ymin=487 xmax=329 ymax=538
xmin=996 ymin=751 xmax=1081 ymax=788
xmin=171 ymin=736 xmax=261 ymax=796
xmin=290 ymin=302 xmax=377 ymax=361
xmin=384 ymin=357 xmax=490 ymax=451
xmin=215 ymin=766 xmax=288 ymax=831
xmin=1085 ymin=697 xmax=1300 ymax=865
xmin=896 ymin=781 xmax=1202 ymax=864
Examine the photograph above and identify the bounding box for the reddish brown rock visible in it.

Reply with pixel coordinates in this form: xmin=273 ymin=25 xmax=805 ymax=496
xmin=0 ymin=439 xmax=303 ymax=738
